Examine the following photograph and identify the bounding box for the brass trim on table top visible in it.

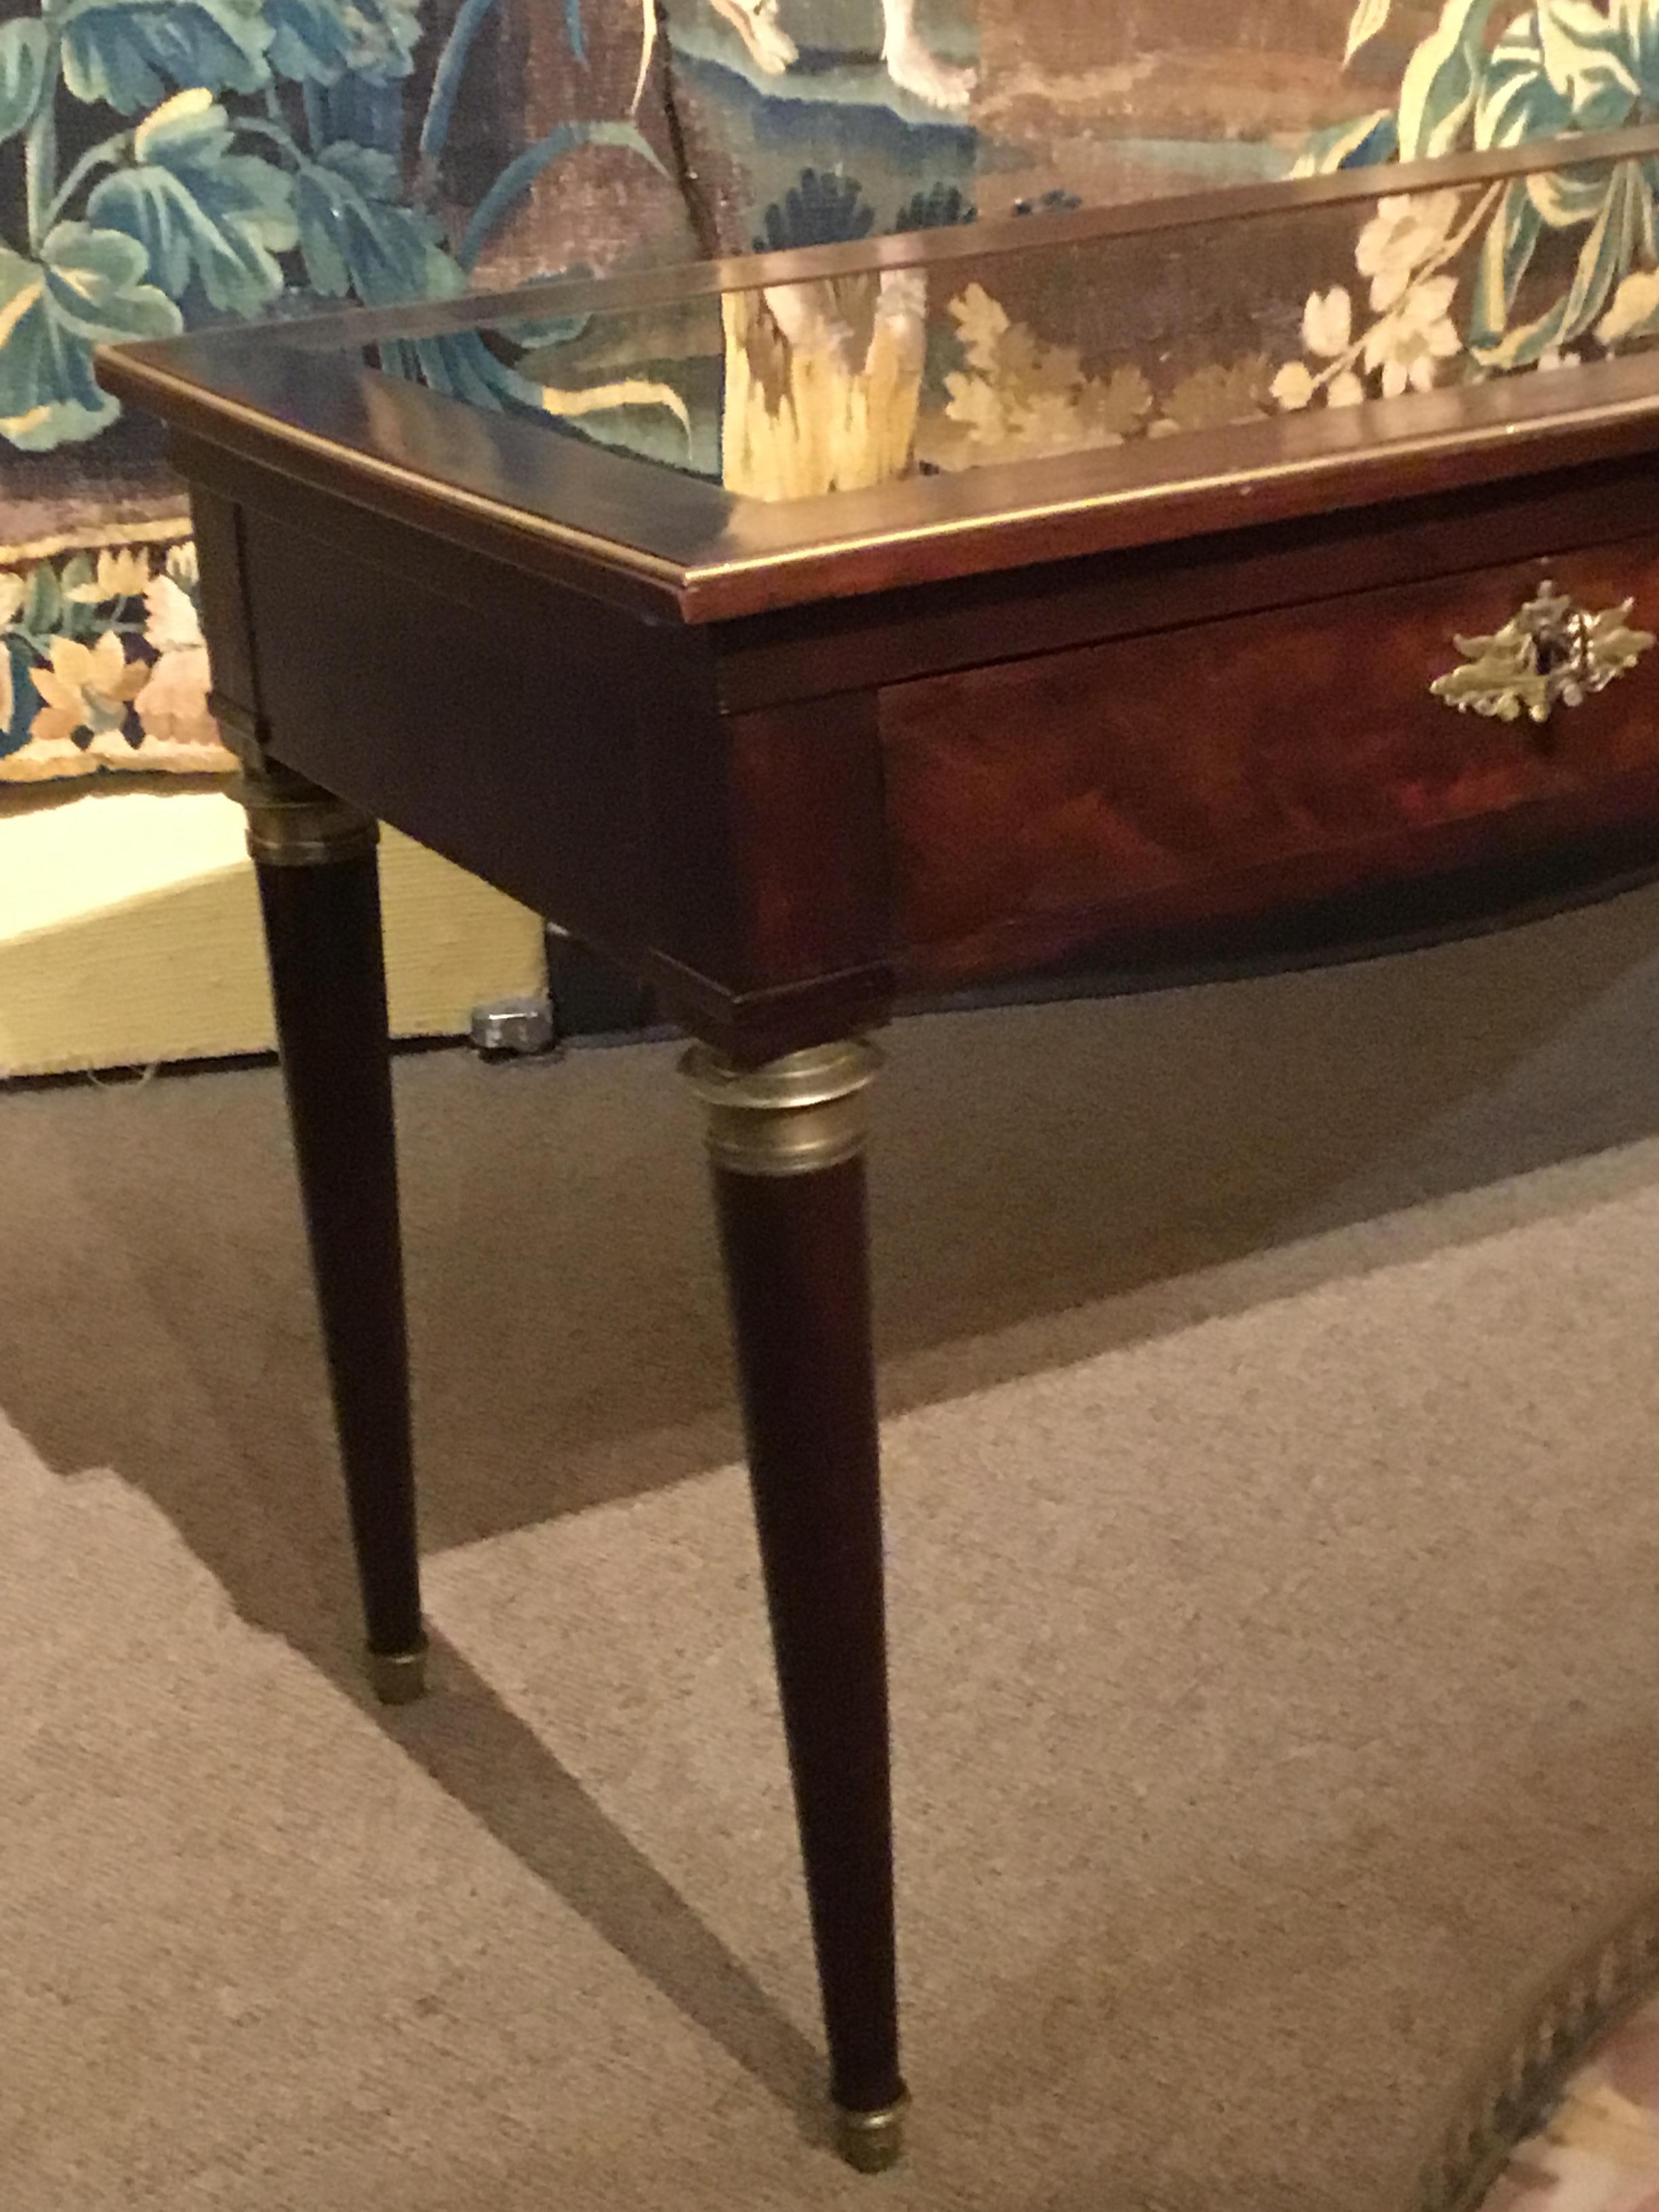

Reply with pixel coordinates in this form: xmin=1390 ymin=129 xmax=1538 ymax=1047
xmin=678 ymin=352 xmax=1659 ymax=613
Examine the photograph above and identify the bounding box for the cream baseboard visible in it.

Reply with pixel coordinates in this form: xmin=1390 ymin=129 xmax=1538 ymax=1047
xmin=0 ymin=783 xmax=545 ymax=1078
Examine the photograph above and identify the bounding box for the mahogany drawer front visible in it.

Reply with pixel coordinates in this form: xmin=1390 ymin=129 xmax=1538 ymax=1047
xmin=880 ymin=537 xmax=1659 ymax=989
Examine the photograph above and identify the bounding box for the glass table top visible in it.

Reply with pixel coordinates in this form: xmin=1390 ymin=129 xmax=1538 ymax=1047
xmin=98 ymin=121 xmax=1659 ymax=616
xmin=275 ymin=122 xmax=1659 ymax=499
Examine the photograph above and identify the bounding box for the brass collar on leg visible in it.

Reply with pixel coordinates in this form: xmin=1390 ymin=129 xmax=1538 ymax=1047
xmin=681 ymin=1040 xmax=882 ymax=1179
xmin=365 ymin=1638 xmax=429 ymax=1706
xmin=232 ymin=767 xmax=379 ymax=868
xmin=834 ymin=2091 xmax=909 ymax=2173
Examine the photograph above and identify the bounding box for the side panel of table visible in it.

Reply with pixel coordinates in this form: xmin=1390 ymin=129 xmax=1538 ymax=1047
xmin=187 ymin=466 xmax=897 ymax=1062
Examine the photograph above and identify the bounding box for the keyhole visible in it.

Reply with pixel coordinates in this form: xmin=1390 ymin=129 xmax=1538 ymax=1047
xmin=1532 ymin=610 xmax=1591 ymax=684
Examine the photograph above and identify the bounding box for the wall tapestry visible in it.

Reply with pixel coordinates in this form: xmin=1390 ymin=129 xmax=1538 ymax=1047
xmin=2 ymin=0 xmax=1655 ymax=777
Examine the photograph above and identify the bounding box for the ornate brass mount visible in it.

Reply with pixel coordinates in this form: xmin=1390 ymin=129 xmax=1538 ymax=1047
xmin=1431 ymin=580 xmax=1655 ymax=726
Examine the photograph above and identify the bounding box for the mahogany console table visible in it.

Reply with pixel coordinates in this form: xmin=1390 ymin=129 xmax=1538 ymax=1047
xmin=100 ymin=125 xmax=1659 ymax=2171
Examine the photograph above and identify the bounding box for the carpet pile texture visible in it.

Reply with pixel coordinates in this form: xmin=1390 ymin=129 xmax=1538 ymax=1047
xmin=9 ymin=886 xmax=1659 ymax=2209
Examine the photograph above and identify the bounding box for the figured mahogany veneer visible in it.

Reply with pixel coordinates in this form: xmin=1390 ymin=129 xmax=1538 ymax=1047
xmin=882 ymin=535 xmax=1659 ymax=989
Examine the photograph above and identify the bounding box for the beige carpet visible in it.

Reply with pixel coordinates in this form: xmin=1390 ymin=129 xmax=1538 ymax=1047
xmin=10 ymin=890 xmax=1659 ymax=2211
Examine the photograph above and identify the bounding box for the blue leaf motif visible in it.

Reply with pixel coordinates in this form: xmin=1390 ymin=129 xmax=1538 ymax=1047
xmin=897 ymin=181 xmax=977 ymax=230
xmin=0 ymin=223 xmax=182 ymax=449
xmin=1472 ymin=154 xmax=1645 ymax=366
xmin=0 ymin=18 xmax=50 ymax=142
xmin=488 ymin=270 xmax=592 ymax=350
xmin=88 ymin=92 xmax=298 ymax=315
xmin=39 ymin=222 xmax=184 ymax=340
xmin=1294 ymin=107 xmax=1399 ymax=173
xmin=1616 ymin=0 xmax=1659 ymax=84
xmin=1335 ymin=110 xmax=1400 ymax=168
xmin=1469 ymin=175 xmax=1543 ymax=351
xmin=131 ymin=82 xmax=232 ymax=164
xmin=416 ymin=0 xmax=498 ymax=188
xmin=294 ymin=141 xmax=462 ymax=302
xmin=1555 ymin=153 xmax=1646 ymax=340
xmin=22 ymin=560 xmax=62 ymax=636
xmin=1536 ymin=0 xmax=1640 ymax=123
xmin=2 ymin=634 xmax=42 ymax=759
xmin=1528 ymin=160 xmax=1618 ymax=224
xmin=311 ymin=137 xmax=398 ymax=199
xmin=1398 ymin=0 xmax=1503 ymax=159
xmin=407 ymin=329 xmax=518 ymax=405
xmin=454 ymin=121 xmax=661 ymax=268
xmin=267 ymin=0 xmax=419 ymax=87
xmin=268 ymin=0 xmax=352 ymax=80
xmin=752 ymin=168 xmax=878 ymax=254
xmin=59 ymin=0 xmax=272 ymax=113
xmin=1475 ymin=14 xmax=1572 ymax=145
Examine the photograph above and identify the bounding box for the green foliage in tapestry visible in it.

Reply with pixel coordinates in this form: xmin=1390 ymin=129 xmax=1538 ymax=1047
xmin=1304 ymin=0 xmax=1659 ymax=383
xmin=0 ymin=0 xmax=655 ymax=453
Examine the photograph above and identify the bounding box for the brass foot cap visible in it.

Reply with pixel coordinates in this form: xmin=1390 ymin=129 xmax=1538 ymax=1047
xmin=835 ymin=2091 xmax=909 ymax=2173
xmin=366 ymin=1639 xmax=428 ymax=1705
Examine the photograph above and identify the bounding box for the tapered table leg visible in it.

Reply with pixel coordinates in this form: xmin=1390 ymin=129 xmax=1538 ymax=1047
xmin=682 ymin=1040 xmax=905 ymax=2173
xmin=239 ymin=760 xmax=426 ymax=1703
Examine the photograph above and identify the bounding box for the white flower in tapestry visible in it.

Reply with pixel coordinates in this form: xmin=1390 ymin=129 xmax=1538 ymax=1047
xmin=1274 ymin=1 xmax=1659 ymax=413
xmin=136 ymin=546 xmax=218 ymax=754
xmin=701 ymin=0 xmax=973 ymax=111
xmin=0 ymin=527 xmax=232 ymax=779
xmin=30 ymin=631 xmax=148 ymax=750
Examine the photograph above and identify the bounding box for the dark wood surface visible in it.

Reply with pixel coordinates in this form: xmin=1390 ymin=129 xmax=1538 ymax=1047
xmin=233 ymin=501 xmax=667 ymax=963
xmin=708 ymin=455 xmax=1659 ymax=713
xmin=256 ymin=850 xmax=422 ymax=1661
xmin=168 ymin=438 xmax=1659 ymax=1058
xmin=659 ymin=695 xmax=890 ymax=990
xmin=711 ymin=1156 xmax=901 ymax=2122
xmin=882 ymin=535 xmax=1659 ymax=987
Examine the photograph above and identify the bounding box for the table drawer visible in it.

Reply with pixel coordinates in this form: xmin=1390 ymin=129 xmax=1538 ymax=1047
xmin=882 ymin=538 xmax=1659 ymax=988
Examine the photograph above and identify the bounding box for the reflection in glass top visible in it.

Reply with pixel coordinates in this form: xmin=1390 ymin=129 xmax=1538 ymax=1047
xmin=356 ymin=142 xmax=1659 ymax=504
